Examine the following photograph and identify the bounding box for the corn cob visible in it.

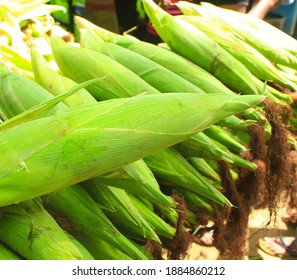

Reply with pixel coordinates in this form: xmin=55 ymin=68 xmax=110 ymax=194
xmin=42 ymin=184 xmax=151 ymax=260
xmin=50 ymin=35 xmax=160 ymax=100
xmin=171 ymin=185 xmax=214 ymax=213
xmin=76 ymin=238 xmax=133 ymax=260
xmin=141 ymin=0 xmax=259 ymax=95
xmin=195 ymin=1 xmax=297 ymax=56
xmin=31 ymin=48 xmax=97 ymax=107
xmin=0 ymin=72 xmax=263 ymax=207
xmin=178 ymin=15 xmax=297 ymax=92
xmin=0 ymin=242 xmax=22 ymax=260
xmin=75 ymin=15 xmax=236 ymax=95
xmin=53 ymin=32 xmax=252 ymax=155
xmin=0 ymin=198 xmax=88 ymax=260
xmin=0 ymin=65 xmax=65 ymax=120
xmin=188 ymin=157 xmax=221 ymax=184
xmin=129 ymin=194 xmax=176 ymax=239
xmin=143 ymin=147 xmax=231 ymax=206
xmin=97 ymin=160 xmax=175 ymax=207
xmin=75 ymin=15 xmax=266 ymax=123
xmin=180 ymin=1 xmax=297 ymax=70
xmin=35 ymin=38 xmax=260 ymax=206
xmin=176 ymin=132 xmax=234 ymax=163
xmin=80 ymin=29 xmax=205 ymax=94
xmin=82 ymin=180 xmax=161 ymax=243
xmin=64 ymin=232 xmax=95 ymax=260
xmin=31 ymin=48 xmax=174 ymax=208
xmin=203 ymin=125 xmax=247 ymax=153
xmin=0 ymin=72 xmax=154 ymax=258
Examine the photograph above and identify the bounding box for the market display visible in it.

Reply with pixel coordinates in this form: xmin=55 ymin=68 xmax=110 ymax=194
xmin=0 ymin=0 xmax=296 ymax=260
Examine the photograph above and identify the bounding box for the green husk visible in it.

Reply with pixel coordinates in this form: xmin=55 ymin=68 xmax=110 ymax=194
xmin=31 ymin=47 xmax=97 ymax=107
xmin=74 ymin=15 xmax=234 ymax=95
xmin=129 ymin=194 xmax=176 ymax=239
xmin=176 ymin=132 xmax=234 ymax=162
xmin=203 ymin=125 xmax=247 ymax=153
xmin=178 ymin=15 xmax=297 ymax=91
xmin=181 ymin=1 xmax=297 ymax=70
xmin=0 ymin=91 xmax=263 ymax=206
xmin=0 ymin=64 xmax=64 ymax=120
xmin=0 ymin=65 xmax=101 ymax=132
xmin=31 ymin=48 xmax=174 ymax=208
xmin=64 ymin=232 xmax=94 ymax=260
xmin=42 ymin=184 xmax=150 ymax=260
xmin=0 ymin=242 xmax=22 ymax=260
xmin=80 ymin=29 xmax=205 ymax=94
xmin=142 ymin=0 xmax=259 ymax=95
xmin=188 ymin=157 xmax=221 ymax=184
xmin=97 ymin=160 xmax=175 ymax=207
xmin=144 ymin=147 xmax=231 ymax=206
xmin=82 ymin=180 xmax=161 ymax=243
xmin=74 ymin=15 xmax=265 ymax=124
xmin=51 ymin=35 xmax=160 ymax=100
xmin=0 ymin=198 xmax=87 ymax=260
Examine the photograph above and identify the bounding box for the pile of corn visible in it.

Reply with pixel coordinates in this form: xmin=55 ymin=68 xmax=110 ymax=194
xmin=0 ymin=0 xmax=296 ymax=260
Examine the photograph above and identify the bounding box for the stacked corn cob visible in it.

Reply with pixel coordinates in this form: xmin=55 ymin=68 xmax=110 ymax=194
xmin=0 ymin=0 xmax=297 ymax=260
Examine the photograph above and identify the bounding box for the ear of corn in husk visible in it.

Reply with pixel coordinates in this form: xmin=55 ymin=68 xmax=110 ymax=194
xmin=0 ymin=64 xmax=101 ymax=132
xmin=188 ymin=157 xmax=221 ymax=184
xmin=76 ymin=28 xmax=254 ymax=161
xmin=31 ymin=47 xmax=97 ymax=107
xmin=81 ymin=180 xmax=161 ymax=243
xmin=74 ymin=15 xmax=266 ymax=124
xmin=0 ymin=70 xmax=155 ymax=259
xmin=0 ymin=198 xmax=88 ymax=260
xmin=42 ymin=184 xmax=151 ymax=260
xmin=0 ymin=242 xmax=22 ymax=260
xmin=0 ymin=63 xmax=64 ymax=120
xmin=128 ymin=194 xmax=176 ymax=239
xmin=198 ymin=1 xmax=297 ymax=56
xmin=74 ymin=15 xmax=235 ymax=96
xmin=141 ymin=0 xmax=259 ymax=95
xmin=50 ymin=35 xmax=160 ymax=100
xmin=178 ymin=15 xmax=297 ymax=92
xmin=0 ymin=85 xmax=263 ymax=207
xmin=80 ymin=28 xmax=253 ymax=130
xmin=97 ymin=160 xmax=175 ymax=208
xmin=203 ymin=125 xmax=247 ymax=153
xmin=181 ymin=1 xmax=297 ymax=70
xmin=79 ymin=28 xmax=206 ymax=94
xmin=176 ymin=132 xmax=234 ymax=163
xmin=143 ymin=147 xmax=231 ymax=206
xmin=31 ymin=48 xmax=174 ymax=209
xmin=171 ymin=185 xmax=214 ymax=214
